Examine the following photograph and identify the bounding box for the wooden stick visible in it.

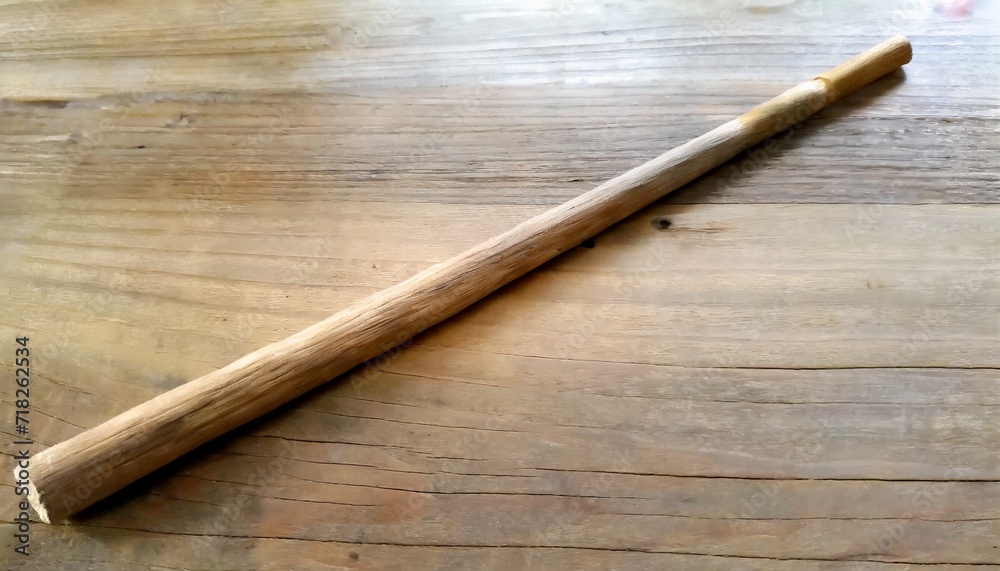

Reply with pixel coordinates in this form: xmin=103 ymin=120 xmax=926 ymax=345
xmin=25 ymin=35 xmax=912 ymax=523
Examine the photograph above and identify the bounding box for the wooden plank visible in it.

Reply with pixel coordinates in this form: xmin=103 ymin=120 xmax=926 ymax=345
xmin=4 ymin=526 xmax=997 ymax=571
xmin=1 ymin=1 xmax=998 ymax=205
xmin=2 ymin=361 xmax=999 ymax=565
xmin=2 ymin=204 xmax=997 ymax=379
xmin=1 ymin=84 xmax=995 ymax=206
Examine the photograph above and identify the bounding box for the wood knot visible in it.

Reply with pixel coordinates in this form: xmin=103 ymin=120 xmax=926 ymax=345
xmin=651 ymin=217 xmax=672 ymax=230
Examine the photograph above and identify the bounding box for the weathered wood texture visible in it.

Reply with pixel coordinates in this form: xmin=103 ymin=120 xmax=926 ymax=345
xmin=23 ymin=35 xmax=913 ymax=525
xmin=1 ymin=0 xmax=998 ymax=569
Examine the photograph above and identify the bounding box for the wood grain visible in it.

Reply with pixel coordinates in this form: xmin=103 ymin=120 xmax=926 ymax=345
xmin=1 ymin=0 xmax=998 ymax=568
xmin=21 ymin=35 xmax=912 ymax=524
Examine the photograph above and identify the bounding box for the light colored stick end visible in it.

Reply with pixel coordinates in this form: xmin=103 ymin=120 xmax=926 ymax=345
xmin=815 ymin=35 xmax=912 ymax=102
xmin=26 ymin=478 xmax=52 ymax=524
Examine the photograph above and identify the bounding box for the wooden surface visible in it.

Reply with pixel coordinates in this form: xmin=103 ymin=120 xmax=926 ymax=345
xmin=1 ymin=0 xmax=998 ymax=569
xmin=25 ymin=38 xmax=914 ymax=525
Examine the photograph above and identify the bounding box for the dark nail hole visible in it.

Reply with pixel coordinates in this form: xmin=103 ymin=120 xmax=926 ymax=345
xmin=651 ymin=218 xmax=672 ymax=230
xmin=580 ymin=238 xmax=596 ymax=249
xmin=349 ymin=551 xmax=360 ymax=560
xmin=136 ymin=145 xmax=145 ymax=149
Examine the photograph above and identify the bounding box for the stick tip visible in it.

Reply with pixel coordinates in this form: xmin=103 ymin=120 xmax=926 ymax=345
xmin=26 ymin=479 xmax=52 ymax=524
xmin=889 ymin=34 xmax=914 ymax=64
xmin=815 ymin=35 xmax=913 ymax=102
